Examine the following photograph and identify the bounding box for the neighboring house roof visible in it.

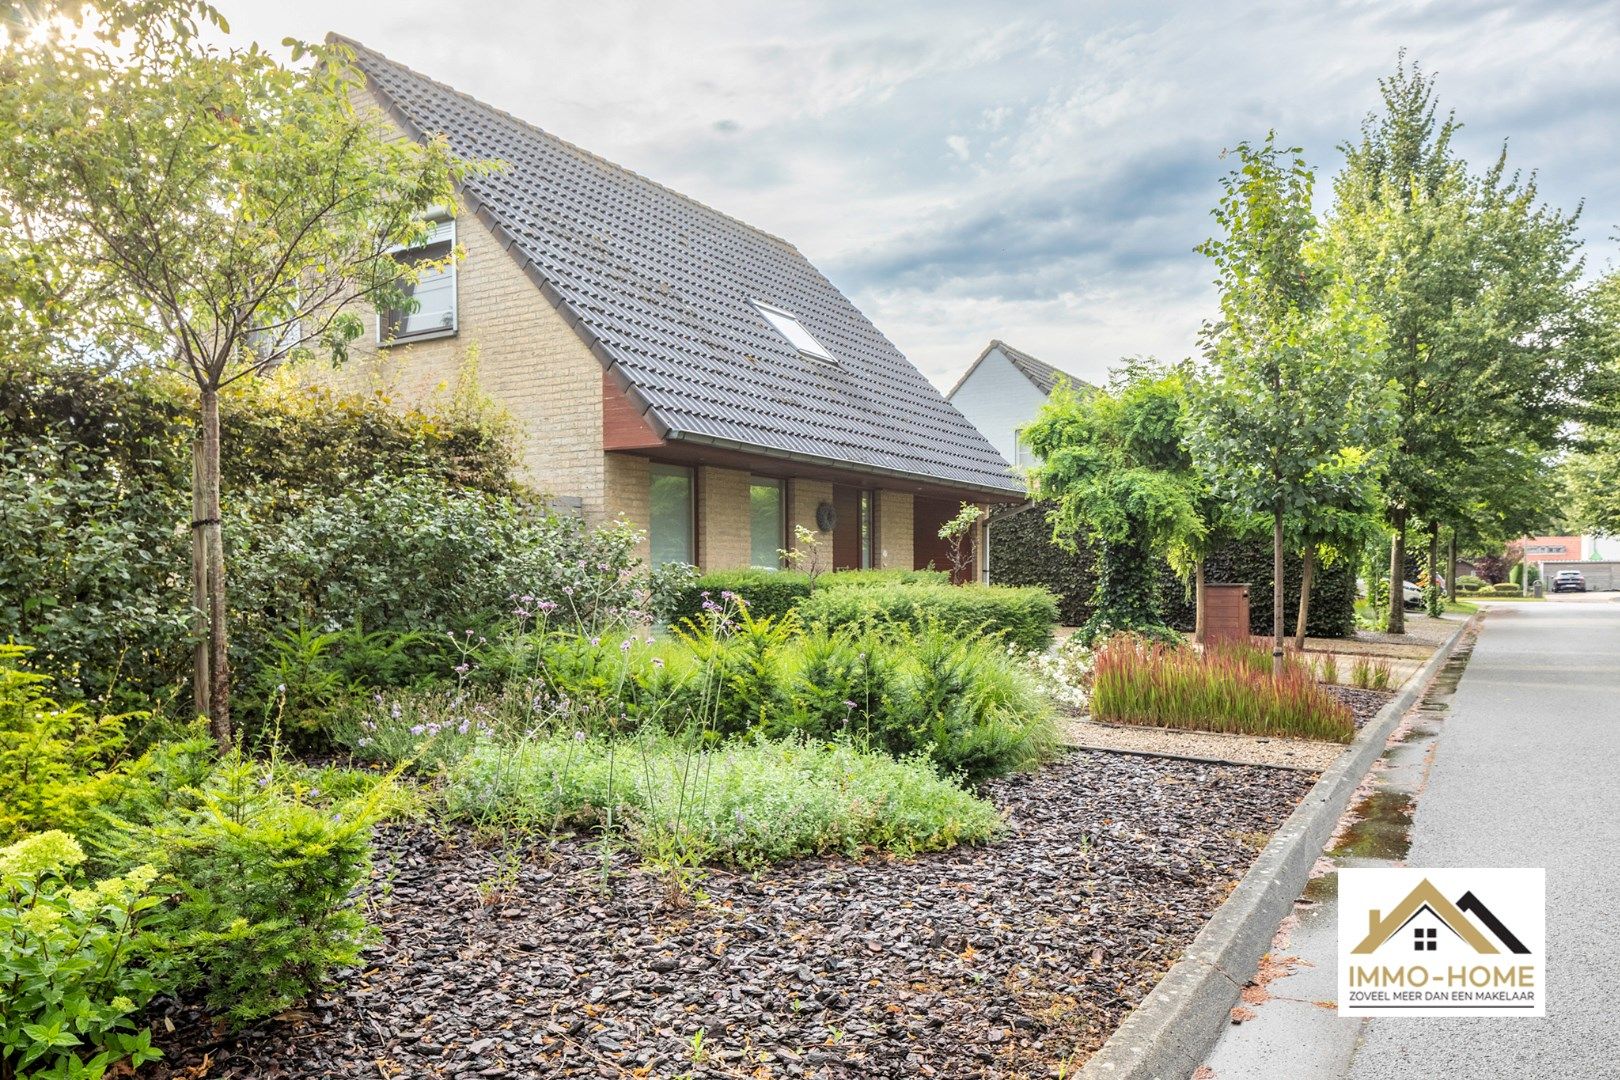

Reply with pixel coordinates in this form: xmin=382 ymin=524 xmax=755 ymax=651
xmin=336 ymin=36 xmax=1022 ymax=498
xmin=946 ymin=339 xmax=1079 ymax=401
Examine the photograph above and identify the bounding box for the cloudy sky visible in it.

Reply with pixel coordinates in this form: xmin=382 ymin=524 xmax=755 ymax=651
xmin=217 ymin=0 xmax=1620 ymax=391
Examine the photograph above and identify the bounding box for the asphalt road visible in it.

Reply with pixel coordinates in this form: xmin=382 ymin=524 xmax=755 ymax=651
xmin=1347 ymin=597 xmax=1620 ymax=1078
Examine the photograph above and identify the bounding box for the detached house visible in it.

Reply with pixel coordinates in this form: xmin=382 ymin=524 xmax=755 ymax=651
xmin=945 ymin=339 xmax=1081 ymax=470
xmin=326 ymin=36 xmax=1022 ymax=575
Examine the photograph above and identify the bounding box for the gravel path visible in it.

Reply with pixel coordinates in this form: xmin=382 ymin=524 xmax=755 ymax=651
xmin=150 ymin=752 xmax=1314 ymax=1080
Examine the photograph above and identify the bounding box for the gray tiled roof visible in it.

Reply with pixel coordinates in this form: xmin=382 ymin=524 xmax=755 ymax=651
xmin=338 ymin=37 xmax=1022 ymax=497
xmin=994 ymin=341 xmax=1069 ymax=395
xmin=945 ymin=339 xmax=1085 ymax=402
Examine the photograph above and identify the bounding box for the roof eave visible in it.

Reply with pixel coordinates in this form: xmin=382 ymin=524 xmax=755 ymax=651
xmin=664 ymin=429 xmax=1026 ymax=502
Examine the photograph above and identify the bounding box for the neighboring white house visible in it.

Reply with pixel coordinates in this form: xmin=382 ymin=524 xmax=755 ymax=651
xmin=944 ymin=340 xmax=1085 ymax=468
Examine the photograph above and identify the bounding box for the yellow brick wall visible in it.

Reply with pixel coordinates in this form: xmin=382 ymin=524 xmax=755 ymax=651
xmin=604 ymin=454 xmax=651 ymax=564
xmin=877 ymin=491 xmax=914 ymax=570
xmin=698 ymin=466 xmax=752 ymax=571
xmin=789 ymin=479 xmax=834 ymax=568
xmin=316 ymin=88 xmax=612 ymax=519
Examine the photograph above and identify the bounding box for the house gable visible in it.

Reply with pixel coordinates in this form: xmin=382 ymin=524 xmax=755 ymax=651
xmin=335 ymin=35 xmax=1021 ymax=499
xmin=946 ymin=342 xmax=1056 ymax=466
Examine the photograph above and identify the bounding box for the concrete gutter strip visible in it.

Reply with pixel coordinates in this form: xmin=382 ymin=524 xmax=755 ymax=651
xmin=1078 ymin=618 xmax=1475 ymax=1080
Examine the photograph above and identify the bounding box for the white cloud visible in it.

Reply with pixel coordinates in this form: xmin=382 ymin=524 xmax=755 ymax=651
xmin=216 ymin=0 xmax=1620 ymax=390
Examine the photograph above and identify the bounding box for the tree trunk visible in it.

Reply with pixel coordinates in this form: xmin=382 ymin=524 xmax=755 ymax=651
xmin=1427 ymin=520 xmax=1440 ymax=606
xmin=196 ymin=384 xmax=232 ymax=750
xmin=191 ymin=437 xmax=210 ymax=722
xmin=1193 ymin=556 xmax=1207 ymax=645
xmin=1387 ymin=507 xmax=1407 ymax=635
xmin=1294 ymin=545 xmax=1315 ymax=653
xmin=1447 ymin=528 xmax=1458 ymax=602
xmin=1272 ymin=507 xmax=1285 ymax=674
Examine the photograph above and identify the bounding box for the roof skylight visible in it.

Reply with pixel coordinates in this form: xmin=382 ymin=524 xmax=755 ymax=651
xmin=752 ymin=301 xmax=837 ymax=364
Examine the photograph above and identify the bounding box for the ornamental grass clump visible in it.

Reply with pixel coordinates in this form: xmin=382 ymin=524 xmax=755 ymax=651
xmin=1091 ymin=634 xmax=1354 ymax=742
xmin=440 ymin=734 xmax=1002 ymax=868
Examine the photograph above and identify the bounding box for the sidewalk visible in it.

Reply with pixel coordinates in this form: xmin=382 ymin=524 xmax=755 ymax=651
xmin=1202 ymin=601 xmax=1620 ymax=1078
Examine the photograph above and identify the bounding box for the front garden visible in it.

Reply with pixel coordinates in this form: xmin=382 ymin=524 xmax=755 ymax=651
xmin=0 ymin=356 xmax=1334 ymax=1079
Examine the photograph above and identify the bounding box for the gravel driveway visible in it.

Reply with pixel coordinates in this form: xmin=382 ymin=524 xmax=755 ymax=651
xmin=152 ymin=752 xmax=1315 ymax=1079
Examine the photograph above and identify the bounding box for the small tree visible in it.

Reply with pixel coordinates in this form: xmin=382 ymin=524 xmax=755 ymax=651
xmin=0 ymin=2 xmax=465 ymax=746
xmin=938 ymin=502 xmax=985 ymax=584
xmin=1189 ymin=134 xmax=1387 ymax=671
xmin=1288 ymin=447 xmax=1382 ymax=650
xmin=1024 ymin=361 xmax=1204 ymax=643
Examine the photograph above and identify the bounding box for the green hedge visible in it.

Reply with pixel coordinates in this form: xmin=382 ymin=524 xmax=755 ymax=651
xmin=666 ymin=569 xmax=813 ymax=625
xmin=987 ymin=503 xmax=1357 ymax=638
xmin=1159 ymin=539 xmax=1358 ymax=640
xmin=985 ymin=505 xmax=1098 ymax=626
xmin=797 ymin=583 xmax=1058 ymax=653
xmin=817 ymin=569 xmax=951 ymax=589
xmin=666 ymin=568 xmax=954 ymax=627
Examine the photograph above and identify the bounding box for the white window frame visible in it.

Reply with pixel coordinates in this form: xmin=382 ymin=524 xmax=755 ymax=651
xmin=750 ymin=300 xmax=837 ymax=365
xmin=379 ymin=214 xmax=458 ymax=346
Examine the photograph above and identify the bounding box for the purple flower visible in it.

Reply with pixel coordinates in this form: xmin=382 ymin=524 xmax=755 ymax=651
xmin=538 ymin=599 xmax=559 ymax=614
xmin=562 ymin=585 xmax=575 ymax=596
xmin=652 ymin=657 xmax=665 ymax=668
xmin=454 ymin=662 xmax=471 ymax=675
xmin=844 ymin=699 xmax=858 ymax=710
xmin=573 ymin=730 xmax=587 ymax=742
xmin=620 ymin=639 xmax=633 ymax=652
xmin=409 ymin=724 xmax=426 ymax=736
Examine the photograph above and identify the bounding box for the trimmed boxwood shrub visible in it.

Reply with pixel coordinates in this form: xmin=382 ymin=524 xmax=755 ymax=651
xmin=988 ymin=504 xmax=1357 ymax=638
xmin=817 ymin=569 xmax=951 ymax=589
xmin=665 ymin=568 xmax=954 ymax=627
xmin=666 ymin=569 xmax=813 ymax=625
xmin=797 ymin=583 xmax=1058 ymax=653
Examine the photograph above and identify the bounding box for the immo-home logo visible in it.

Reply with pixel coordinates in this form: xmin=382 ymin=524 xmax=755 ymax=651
xmin=1338 ymin=868 xmax=1545 ymax=1017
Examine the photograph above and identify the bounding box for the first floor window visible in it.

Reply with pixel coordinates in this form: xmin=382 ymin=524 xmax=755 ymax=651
xmin=382 ymin=216 xmax=457 ymax=342
xmin=649 ymin=463 xmax=695 ymax=567
xmin=859 ymin=490 xmax=875 ymax=568
xmin=749 ymin=477 xmax=784 ymax=569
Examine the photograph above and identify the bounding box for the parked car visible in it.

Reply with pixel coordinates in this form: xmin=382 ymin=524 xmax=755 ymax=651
xmin=1403 ymin=580 xmax=1424 ymax=608
xmin=1552 ymin=569 xmax=1586 ymax=593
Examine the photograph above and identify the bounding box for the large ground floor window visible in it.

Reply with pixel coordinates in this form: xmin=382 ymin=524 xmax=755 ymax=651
xmin=649 ymin=463 xmax=695 ymax=566
xmin=749 ymin=477 xmax=785 ymax=569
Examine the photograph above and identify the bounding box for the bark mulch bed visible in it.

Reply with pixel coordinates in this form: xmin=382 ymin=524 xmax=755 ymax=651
xmin=150 ymin=751 xmax=1316 ymax=1080
xmin=1323 ymin=684 xmax=1397 ymax=726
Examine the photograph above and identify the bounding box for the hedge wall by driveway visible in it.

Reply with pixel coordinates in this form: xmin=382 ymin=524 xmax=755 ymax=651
xmin=987 ymin=504 xmax=1357 ymax=638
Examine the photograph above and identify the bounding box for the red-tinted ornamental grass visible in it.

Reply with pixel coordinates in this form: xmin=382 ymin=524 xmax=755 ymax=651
xmin=1090 ymin=634 xmax=1355 ymax=742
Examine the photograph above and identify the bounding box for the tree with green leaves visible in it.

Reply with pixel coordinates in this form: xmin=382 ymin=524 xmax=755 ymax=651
xmin=1289 ymin=447 xmax=1382 ymax=650
xmin=1326 ymin=56 xmax=1592 ymax=633
xmin=1024 ymin=360 xmax=1204 ymax=643
xmin=1188 ymin=134 xmax=1388 ymax=670
xmin=0 ymin=1 xmax=466 ymax=745
xmin=1563 ymin=270 xmax=1620 ymax=538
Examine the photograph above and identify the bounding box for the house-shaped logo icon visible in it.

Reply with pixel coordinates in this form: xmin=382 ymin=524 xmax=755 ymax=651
xmin=1351 ymin=877 xmax=1531 ymax=956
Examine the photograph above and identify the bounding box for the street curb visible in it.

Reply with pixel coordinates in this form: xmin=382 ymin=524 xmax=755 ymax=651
xmin=1078 ymin=616 xmax=1476 ymax=1080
